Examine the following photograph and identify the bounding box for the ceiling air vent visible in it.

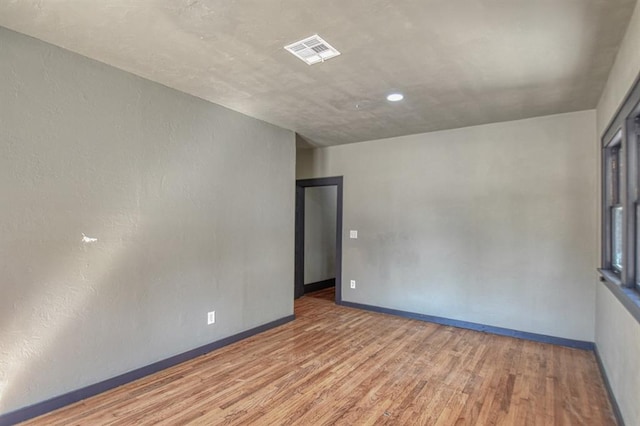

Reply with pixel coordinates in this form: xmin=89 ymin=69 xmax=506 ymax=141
xmin=284 ymin=34 xmax=341 ymax=65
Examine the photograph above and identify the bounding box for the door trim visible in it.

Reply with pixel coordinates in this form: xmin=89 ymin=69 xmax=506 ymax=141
xmin=295 ymin=176 xmax=343 ymax=303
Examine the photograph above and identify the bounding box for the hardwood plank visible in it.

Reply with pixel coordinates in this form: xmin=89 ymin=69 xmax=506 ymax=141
xmin=20 ymin=289 xmax=617 ymax=425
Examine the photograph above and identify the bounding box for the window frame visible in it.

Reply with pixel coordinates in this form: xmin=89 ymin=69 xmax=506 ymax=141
xmin=600 ymin=74 xmax=640 ymax=323
xmin=603 ymin=132 xmax=623 ymax=275
xmin=631 ymin=113 xmax=640 ymax=291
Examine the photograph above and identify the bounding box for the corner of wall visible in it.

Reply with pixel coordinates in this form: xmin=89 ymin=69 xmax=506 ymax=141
xmin=593 ymin=2 xmax=640 ymax=424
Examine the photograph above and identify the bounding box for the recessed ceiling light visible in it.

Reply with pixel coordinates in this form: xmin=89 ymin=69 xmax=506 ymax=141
xmin=387 ymin=93 xmax=404 ymax=102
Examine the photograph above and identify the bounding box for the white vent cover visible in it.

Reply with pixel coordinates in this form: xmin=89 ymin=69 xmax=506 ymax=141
xmin=284 ymin=34 xmax=341 ymax=65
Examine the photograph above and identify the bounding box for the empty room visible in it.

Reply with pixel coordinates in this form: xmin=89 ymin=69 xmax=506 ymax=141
xmin=2 ymin=1 xmax=640 ymax=425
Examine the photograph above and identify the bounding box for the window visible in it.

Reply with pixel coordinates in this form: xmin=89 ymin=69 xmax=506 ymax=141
xmin=604 ymin=134 xmax=623 ymax=274
xmin=628 ymin=115 xmax=640 ymax=292
xmin=600 ymin=75 xmax=640 ymax=319
xmin=634 ymin=117 xmax=640 ymax=289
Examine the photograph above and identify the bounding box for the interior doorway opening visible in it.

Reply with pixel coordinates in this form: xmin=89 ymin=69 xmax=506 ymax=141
xmin=295 ymin=177 xmax=343 ymax=303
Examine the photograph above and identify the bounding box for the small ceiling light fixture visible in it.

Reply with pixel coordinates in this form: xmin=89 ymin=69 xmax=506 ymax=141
xmin=285 ymin=34 xmax=341 ymax=65
xmin=387 ymin=93 xmax=404 ymax=102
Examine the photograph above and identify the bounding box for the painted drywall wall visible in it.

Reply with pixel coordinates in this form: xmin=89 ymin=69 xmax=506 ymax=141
xmin=304 ymin=186 xmax=337 ymax=285
xmin=594 ymin=2 xmax=640 ymax=425
xmin=297 ymin=110 xmax=598 ymax=341
xmin=597 ymin=1 xmax=640 ymax=137
xmin=595 ymin=286 xmax=640 ymax=424
xmin=0 ymin=27 xmax=295 ymax=416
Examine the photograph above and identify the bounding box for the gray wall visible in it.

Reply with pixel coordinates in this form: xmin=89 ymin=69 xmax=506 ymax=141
xmin=595 ymin=1 xmax=640 ymax=425
xmin=304 ymin=186 xmax=337 ymax=285
xmin=0 ymin=27 xmax=295 ymax=415
xmin=298 ymin=110 xmax=598 ymax=341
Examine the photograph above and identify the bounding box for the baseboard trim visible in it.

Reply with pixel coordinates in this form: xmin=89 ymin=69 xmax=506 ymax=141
xmin=304 ymin=278 xmax=335 ymax=294
xmin=339 ymin=300 xmax=594 ymax=350
xmin=0 ymin=314 xmax=295 ymax=426
xmin=594 ymin=345 xmax=625 ymax=426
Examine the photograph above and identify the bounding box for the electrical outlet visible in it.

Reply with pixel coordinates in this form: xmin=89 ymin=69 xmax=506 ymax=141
xmin=350 ymin=280 xmax=356 ymax=289
xmin=207 ymin=311 xmax=215 ymax=325
xmin=350 ymin=230 xmax=358 ymax=239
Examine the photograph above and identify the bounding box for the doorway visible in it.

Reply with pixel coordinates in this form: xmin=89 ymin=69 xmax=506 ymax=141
xmin=295 ymin=177 xmax=343 ymax=303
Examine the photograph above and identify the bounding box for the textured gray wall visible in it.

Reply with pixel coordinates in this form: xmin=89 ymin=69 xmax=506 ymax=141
xmin=0 ymin=27 xmax=294 ymax=415
xmin=595 ymin=2 xmax=640 ymax=425
xmin=304 ymin=186 xmax=337 ymax=284
xmin=298 ymin=110 xmax=598 ymax=341
xmin=595 ymin=285 xmax=640 ymax=424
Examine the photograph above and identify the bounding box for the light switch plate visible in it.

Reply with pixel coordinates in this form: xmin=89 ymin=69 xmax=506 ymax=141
xmin=350 ymin=230 xmax=358 ymax=239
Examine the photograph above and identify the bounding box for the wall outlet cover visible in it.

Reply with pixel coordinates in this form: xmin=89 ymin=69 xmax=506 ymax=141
xmin=207 ymin=311 xmax=215 ymax=325
xmin=350 ymin=230 xmax=358 ymax=239
xmin=350 ymin=280 xmax=356 ymax=289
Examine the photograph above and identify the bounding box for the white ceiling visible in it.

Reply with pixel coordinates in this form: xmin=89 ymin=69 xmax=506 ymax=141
xmin=0 ymin=0 xmax=636 ymax=147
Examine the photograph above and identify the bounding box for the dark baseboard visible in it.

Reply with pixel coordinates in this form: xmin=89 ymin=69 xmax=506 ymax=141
xmin=3 ymin=304 xmax=616 ymax=425
xmin=594 ymin=345 xmax=625 ymax=426
xmin=0 ymin=314 xmax=295 ymax=426
xmin=339 ymin=300 xmax=594 ymax=351
xmin=304 ymin=278 xmax=335 ymax=294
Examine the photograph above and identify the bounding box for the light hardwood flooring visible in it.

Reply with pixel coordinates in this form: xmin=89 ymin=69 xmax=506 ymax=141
xmin=22 ymin=287 xmax=615 ymax=425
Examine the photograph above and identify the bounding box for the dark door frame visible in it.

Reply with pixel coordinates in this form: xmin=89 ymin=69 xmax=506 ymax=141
xmin=295 ymin=176 xmax=343 ymax=303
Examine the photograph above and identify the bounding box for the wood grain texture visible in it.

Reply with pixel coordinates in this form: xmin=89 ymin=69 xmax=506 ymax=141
xmin=21 ymin=288 xmax=615 ymax=425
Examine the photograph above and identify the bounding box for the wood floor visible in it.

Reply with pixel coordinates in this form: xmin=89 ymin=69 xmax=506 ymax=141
xmin=22 ymin=287 xmax=615 ymax=425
